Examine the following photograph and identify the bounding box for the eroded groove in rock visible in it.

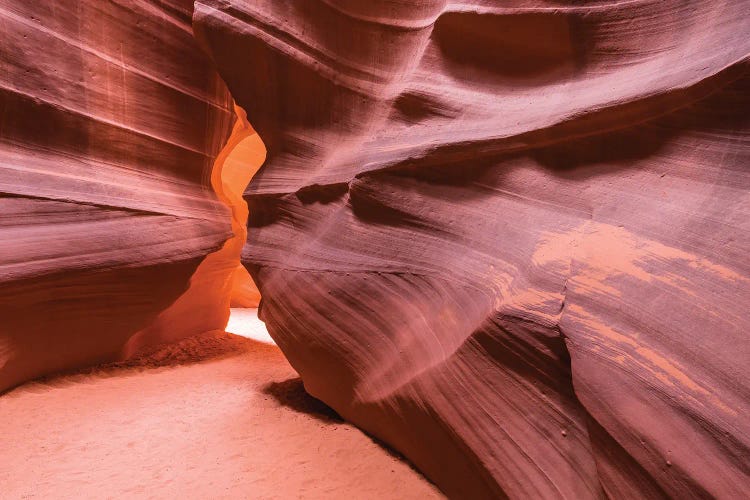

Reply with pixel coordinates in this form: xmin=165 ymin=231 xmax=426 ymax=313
xmin=196 ymin=0 xmax=750 ymax=497
xmin=0 ymin=0 xmax=237 ymax=391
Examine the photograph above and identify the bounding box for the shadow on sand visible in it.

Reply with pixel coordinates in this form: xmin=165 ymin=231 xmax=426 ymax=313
xmin=263 ymin=377 xmax=343 ymax=423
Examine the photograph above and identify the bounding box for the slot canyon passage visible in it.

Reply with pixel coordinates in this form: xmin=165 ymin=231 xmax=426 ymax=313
xmin=0 ymin=0 xmax=749 ymax=498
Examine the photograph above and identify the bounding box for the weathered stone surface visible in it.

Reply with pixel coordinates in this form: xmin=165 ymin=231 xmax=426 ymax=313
xmin=0 ymin=0 xmax=237 ymax=391
xmin=195 ymin=1 xmax=750 ymax=497
xmin=1 ymin=0 xmax=749 ymax=497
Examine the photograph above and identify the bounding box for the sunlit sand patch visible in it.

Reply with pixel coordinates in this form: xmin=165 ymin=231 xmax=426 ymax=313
xmin=225 ymin=307 xmax=275 ymax=344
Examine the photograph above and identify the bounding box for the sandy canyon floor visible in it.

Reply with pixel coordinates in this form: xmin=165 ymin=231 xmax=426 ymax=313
xmin=0 ymin=309 xmax=442 ymax=499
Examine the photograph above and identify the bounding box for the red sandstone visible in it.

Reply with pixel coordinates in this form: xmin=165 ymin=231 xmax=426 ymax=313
xmin=1 ymin=0 xmax=749 ymax=498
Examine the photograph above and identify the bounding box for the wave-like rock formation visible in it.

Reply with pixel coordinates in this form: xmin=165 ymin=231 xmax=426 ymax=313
xmin=195 ymin=0 xmax=750 ymax=497
xmin=0 ymin=0 xmax=244 ymax=391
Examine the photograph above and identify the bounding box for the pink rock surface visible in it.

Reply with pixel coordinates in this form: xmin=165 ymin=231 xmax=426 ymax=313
xmin=0 ymin=0 xmax=237 ymax=391
xmin=1 ymin=0 xmax=749 ymax=497
xmin=195 ymin=1 xmax=750 ymax=497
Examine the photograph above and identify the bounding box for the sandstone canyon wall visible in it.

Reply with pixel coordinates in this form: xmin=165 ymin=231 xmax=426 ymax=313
xmin=195 ymin=1 xmax=750 ymax=498
xmin=1 ymin=0 xmax=749 ymax=498
xmin=0 ymin=0 xmax=247 ymax=391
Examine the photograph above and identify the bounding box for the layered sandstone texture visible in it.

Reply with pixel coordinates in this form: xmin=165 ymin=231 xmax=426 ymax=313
xmin=195 ymin=1 xmax=750 ymax=498
xmin=0 ymin=0 xmax=243 ymax=391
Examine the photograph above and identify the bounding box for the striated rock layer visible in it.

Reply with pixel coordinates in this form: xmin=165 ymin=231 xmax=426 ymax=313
xmin=195 ymin=1 xmax=750 ymax=498
xmin=0 ymin=0 xmax=240 ymax=391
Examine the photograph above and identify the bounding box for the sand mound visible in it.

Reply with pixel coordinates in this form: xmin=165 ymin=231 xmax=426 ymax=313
xmin=0 ymin=326 xmax=442 ymax=499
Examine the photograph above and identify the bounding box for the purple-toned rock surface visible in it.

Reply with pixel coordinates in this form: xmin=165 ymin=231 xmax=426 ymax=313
xmin=1 ymin=0 xmax=748 ymax=497
xmin=195 ymin=1 xmax=750 ymax=497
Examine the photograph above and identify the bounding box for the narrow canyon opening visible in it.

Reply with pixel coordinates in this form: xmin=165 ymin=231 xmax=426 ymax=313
xmin=118 ymin=103 xmax=270 ymax=356
xmin=201 ymin=103 xmax=270 ymax=343
xmin=213 ymin=105 xmax=276 ymax=343
xmin=213 ymin=105 xmax=265 ymax=310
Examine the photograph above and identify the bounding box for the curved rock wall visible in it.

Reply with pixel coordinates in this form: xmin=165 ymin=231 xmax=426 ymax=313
xmin=0 ymin=0 xmax=237 ymax=391
xmin=196 ymin=1 xmax=750 ymax=498
xmin=2 ymin=0 xmax=748 ymax=496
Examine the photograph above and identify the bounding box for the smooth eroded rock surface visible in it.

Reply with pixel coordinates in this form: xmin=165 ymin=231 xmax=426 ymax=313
xmin=195 ymin=1 xmax=750 ymax=497
xmin=0 ymin=0 xmax=236 ymax=391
